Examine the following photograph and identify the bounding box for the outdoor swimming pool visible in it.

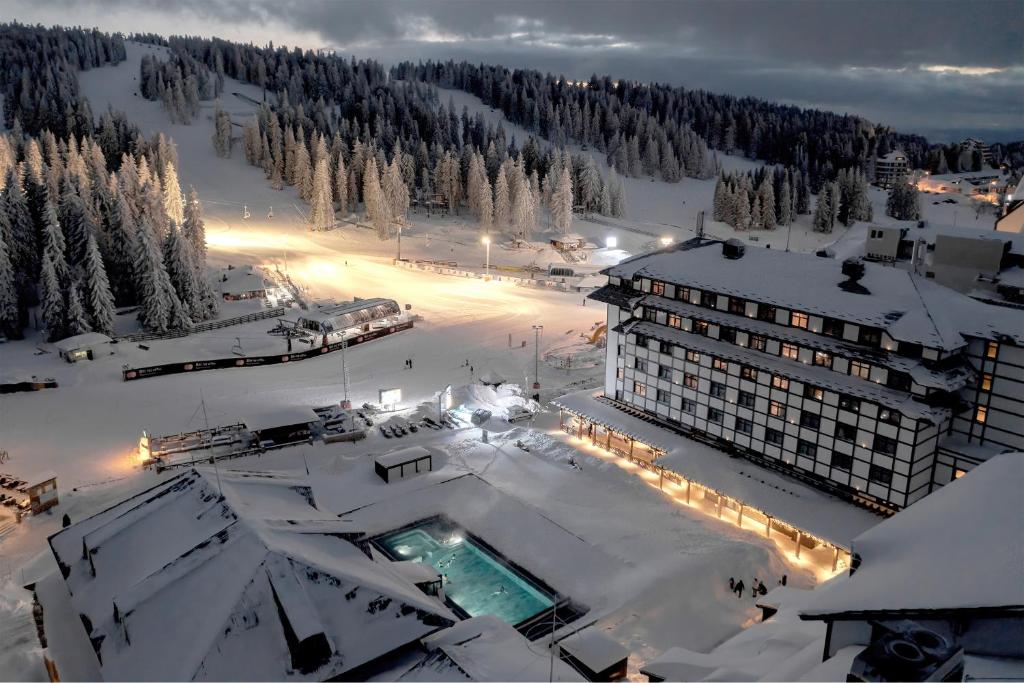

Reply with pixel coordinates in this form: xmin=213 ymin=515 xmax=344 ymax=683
xmin=374 ymin=518 xmax=555 ymax=627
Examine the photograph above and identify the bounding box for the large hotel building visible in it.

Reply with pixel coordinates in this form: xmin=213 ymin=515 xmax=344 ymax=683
xmin=579 ymin=239 xmax=1023 ymax=513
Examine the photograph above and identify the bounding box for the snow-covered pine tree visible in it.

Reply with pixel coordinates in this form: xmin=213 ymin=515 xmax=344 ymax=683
xmin=713 ymin=175 xmax=727 ymax=222
xmin=65 ymin=282 xmax=91 ymax=337
xmin=1 ymin=168 xmax=37 ymax=281
xmin=362 ymin=157 xmax=387 ymax=239
xmin=212 ymin=102 xmax=232 ymax=158
xmin=759 ymin=177 xmax=776 ymax=230
xmin=81 ymin=233 xmax=116 ymax=335
xmin=477 ymin=173 xmax=493 ymax=231
xmin=181 ymin=187 xmax=206 ymax=260
xmin=778 ymin=173 xmax=793 ymax=226
xmin=494 ymin=167 xmax=511 ymax=227
xmin=382 ymin=157 xmax=409 ymax=234
xmin=609 ymin=168 xmax=625 ymax=218
xmin=39 ymin=251 xmax=65 ymax=341
xmin=886 ymin=182 xmax=921 ymax=221
xmin=308 ymin=156 xmax=334 ymax=231
xmin=293 ymin=139 xmax=313 ymax=202
xmin=164 ymin=224 xmax=200 ymax=318
xmin=162 ymin=161 xmax=184 ymax=228
xmin=0 ymin=232 xmax=18 ymax=337
xmin=812 ymin=186 xmax=835 ymax=233
xmin=849 ymin=170 xmax=873 ymax=224
xmin=733 ymin=189 xmax=750 ymax=230
xmin=551 ymin=166 xmax=574 ymax=234
xmin=334 ymin=153 xmax=348 ymax=215
xmin=512 ymin=171 xmax=536 ymax=242
xmin=134 ymin=212 xmax=182 ymax=333
xmin=578 ymin=156 xmax=601 ymax=213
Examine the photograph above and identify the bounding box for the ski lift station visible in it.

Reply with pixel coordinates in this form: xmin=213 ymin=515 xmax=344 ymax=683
xmin=296 ymin=298 xmax=409 ymax=342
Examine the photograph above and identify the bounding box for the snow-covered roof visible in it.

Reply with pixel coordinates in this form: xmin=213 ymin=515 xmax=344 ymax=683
xmin=218 ymin=266 xmax=267 ymax=294
xmin=479 ymin=370 xmax=505 ymax=385
xmin=558 ymin=628 xmax=629 ymax=673
xmin=604 ymin=240 xmax=1024 ymax=350
xmin=297 ymin=298 xmax=400 ymax=328
xmin=376 ymin=446 xmax=434 ymax=469
xmin=46 ymin=469 xmax=455 ymax=681
xmin=53 ymin=332 xmax=112 ymax=352
xmin=402 ymin=616 xmax=584 ymax=682
xmin=240 ymin=405 xmax=320 ymax=431
xmin=801 ymin=452 xmax=1024 ymax=619
xmin=552 ymin=390 xmax=881 ymax=546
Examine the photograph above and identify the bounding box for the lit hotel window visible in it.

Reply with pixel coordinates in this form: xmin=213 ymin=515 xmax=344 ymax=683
xmin=986 ymin=341 xmax=998 ymax=359
xmin=790 ymin=311 xmax=809 ymax=329
xmin=975 ymin=406 xmax=987 ymax=424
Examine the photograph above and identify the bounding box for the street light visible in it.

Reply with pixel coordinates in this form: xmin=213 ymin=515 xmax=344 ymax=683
xmin=532 ymin=325 xmax=543 ymax=395
xmin=606 ymin=235 xmax=618 ymax=249
xmin=660 ymin=236 xmax=673 ymax=247
xmin=482 ymin=234 xmax=491 ymax=275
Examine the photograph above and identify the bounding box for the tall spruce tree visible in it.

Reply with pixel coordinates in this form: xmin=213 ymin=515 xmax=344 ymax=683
xmin=81 ymin=233 xmax=116 ymax=335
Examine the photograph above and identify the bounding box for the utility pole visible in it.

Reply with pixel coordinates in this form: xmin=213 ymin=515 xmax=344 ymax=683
xmin=397 ymin=224 xmax=403 ymax=261
xmin=340 ymin=336 xmax=350 ymax=410
xmin=532 ymin=325 xmax=544 ymax=399
xmin=200 ymin=390 xmax=223 ymax=500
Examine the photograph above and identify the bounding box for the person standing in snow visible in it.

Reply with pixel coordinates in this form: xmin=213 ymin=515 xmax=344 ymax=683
xmin=734 ymin=579 xmax=745 ymax=598
xmin=751 ymin=578 xmax=760 ymax=598
xmin=729 ymin=577 xmax=735 ymax=591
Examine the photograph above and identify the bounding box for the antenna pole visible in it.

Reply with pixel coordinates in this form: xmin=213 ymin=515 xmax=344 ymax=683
xmin=200 ymin=390 xmax=223 ymax=499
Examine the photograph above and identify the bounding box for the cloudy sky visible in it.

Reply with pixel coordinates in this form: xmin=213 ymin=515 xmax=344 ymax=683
xmin=12 ymin=0 xmax=1024 ymax=141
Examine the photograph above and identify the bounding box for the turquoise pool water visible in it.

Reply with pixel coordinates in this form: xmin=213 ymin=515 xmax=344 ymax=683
xmin=376 ymin=521 xmax=554 ymax=626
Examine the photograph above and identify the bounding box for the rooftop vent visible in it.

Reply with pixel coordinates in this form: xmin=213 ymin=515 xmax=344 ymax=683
xmin=839 ymin=258 xmax=871 ymax=295
xmin=722 ymin=239 xmax=746 ymax=260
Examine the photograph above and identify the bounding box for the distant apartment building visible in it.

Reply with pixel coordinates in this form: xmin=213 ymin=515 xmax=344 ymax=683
xmin=586 ymin=239 xmax=1024 ymax=514
xmin=961 ymin=137 xmax=993 ymax=165
xmin=874 ymin=151 xmax=911 ymax=189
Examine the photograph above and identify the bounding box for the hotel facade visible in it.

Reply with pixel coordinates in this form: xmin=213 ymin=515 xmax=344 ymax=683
xmin=579 ymin=239 xmax=1023 ymax=513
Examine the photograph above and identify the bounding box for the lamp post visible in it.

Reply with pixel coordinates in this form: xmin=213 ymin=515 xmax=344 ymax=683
xmin=660 ymin=236 xmax=673 ymax=248
xmin=482 ymin=234 xmax=491 ymax=275
xmin=396 ymin=223 xmax=403 ymax=261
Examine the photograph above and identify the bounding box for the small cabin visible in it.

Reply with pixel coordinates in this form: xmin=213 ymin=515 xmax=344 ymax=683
xmin=551 ymin=233 xmax=587 ymax=251
xmin=559 ymin=628 xmax=629 ymax=681
xmin=218 ymin=265 xmax=269 ymax=300
xmin=54 ymin=332 xmax=112 ymax=363
xmin=242 ymin=406 xmax=319 ymax=446
xmin=375 ymin=446 xmax=432 ymax=483
xmin=27 ymin=472 xmax=58 ymax=515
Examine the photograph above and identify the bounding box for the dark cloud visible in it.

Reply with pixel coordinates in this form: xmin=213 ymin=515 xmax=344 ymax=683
xmin=12 ymin=0 xmax=1024 ymax=140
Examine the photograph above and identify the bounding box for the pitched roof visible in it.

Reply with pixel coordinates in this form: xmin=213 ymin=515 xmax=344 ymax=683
xmin=800 ymin=452 xmax=1024 ymax=619
xmin=47 ymin=469 xmax=455 ymax=681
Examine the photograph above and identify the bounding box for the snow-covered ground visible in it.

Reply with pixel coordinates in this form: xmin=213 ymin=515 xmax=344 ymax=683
xmin=0 ymin=41 xmax=948 ymax=680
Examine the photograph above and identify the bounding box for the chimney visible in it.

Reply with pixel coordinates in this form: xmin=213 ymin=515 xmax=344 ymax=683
xmin=722 ymin=239 xmax=746 ymax=260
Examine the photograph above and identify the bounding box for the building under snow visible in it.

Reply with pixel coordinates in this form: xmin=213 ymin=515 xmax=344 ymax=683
xmin=33 ymin=469 xmax=455 ymax=681
xmin=296 ymin=298 xmax=407 ymax=342
xmin=874 ymin=151 xmax=911 ymax=189
xmin=579 ymin=238 xmax=1023 ymax=513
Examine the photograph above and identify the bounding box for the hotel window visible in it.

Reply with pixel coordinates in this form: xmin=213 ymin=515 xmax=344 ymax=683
xmin=651 ymin=280 xmax=666 ymax=296
xmin=796 ymin=439 xmax=817 ymax=457
xmin=633 ymin=381 xmax=647 ymax=397
xmin=813 ymin=351 xmax=832 ymax=367
xmin=676 ymin=286 xmax=691 ymax=301
xmin=887 ymin=372 xmax=911 ymax=392
xmin=708 ymin=408 xmax=723 ymax=424
xmin=720 ymin=327 xmax=736 ymax=344
xmin=835 ymin=422 xmax=857 ymax=442
xmin=850 ymin=361 xmax=871 ymax=379
xmin=659 ymin=340 xmax=673 ymax=354
xmin=769 ymin=400 xmax=786 ymax=418
xmin=804 ymin=384 xmax=824 ymax=401
xmin=822 ymin=318 xmax=844 ymax=338
xmin=831 ymin=453 xmax=853 ymax=470
xmin=616 ymin=367 xmax=624 ymax=380
xmin=869 ymin=465 xmax=893 ymax=485
xmin=858 ymin=327 xmax=882 ymax=347
xmin=771 ymin=375 xmax=790 ymax=391
xmin=686 ymin=350 xmax=701 ymax=363
xmin=684 ymin=373 xmax=699 ymax=389
xmin=765 ymin=428 xmax=784 ymax=446
xmin=878 ymin=409 xmax=899 ymax=426
xmin=667 ymin=313 xmax=682 ymax=329
xmin=736 ymin=417 xmax=753 ymax=434
xmin=873 ymin=434 xmax=897 ymax=455
xmin=790 ymin=311 xmax=809 ymax=329
xmin=839 ymin=395 xmax=860 ymax=412
xmin=713 ymin=358 xmax=728 ymax=371
xmin=757 ymin=304 xmax=776 ymax=322
xmin=682 ymin=399 xmax=696 ymax=414
xmin=738 ymin=391 xmax=755 ymax=408
xmin=658 ymin=365 xmax=672 ymax=379
xmin=710 ymin=381 xmax=726 ymax=398
xmin=656 ymin=388 xmax=670 ymax=403
xmin=981 ymin=373 xmax=993 ymax=391
xmin=740 ymin=366 xmax=758 ymax=381
xmin=975 ymin=405 xmax=987 ymax=424
xmin=634 ymin=334 xmax=648 ymax=348
xmin=986 ymin=341 xmax=998 ymax=359
xmin=729 ymin=298 xmax=746 ymax=315
xmin=694 ymin=320 xmax=709 ymax=336
xmin=954 ymin=468 xmax=967 ymax=479
xmin=781 ymin=343 xmax=799 ymax=360
xmin=643 ymin=308 xmax=658 ymax=322
xmin=634 ymin=358 xmax=647 ymax=372
xmin=701 ymin=291 xmax=718 ymax=308
xmin=800 ymin=412 xmax=821 ymax=430
xmin=749 ymin=335 xmax=766 ymax=352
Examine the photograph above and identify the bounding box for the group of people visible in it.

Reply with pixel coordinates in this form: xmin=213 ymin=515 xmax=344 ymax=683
xmin=404 ymin=358 xmax=414 ymax=369
xmin=729 ymin=574 xmax=786 ymax=599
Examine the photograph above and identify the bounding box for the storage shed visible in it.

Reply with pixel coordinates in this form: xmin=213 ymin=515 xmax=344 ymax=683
xmin=550 ymin=233 xmax=587 ymax=251
xmin=218 ymin=265 xmax=268 ymax=300
xmin=27 ymin=471 xmax=58 ymax=515
xmin=558 ymin=628 xmax=629 ymax=681
xmin=54 ymin=333 xmax=112 ymax=363
xmin=374 ymin=446 xmax=432 ymax=483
